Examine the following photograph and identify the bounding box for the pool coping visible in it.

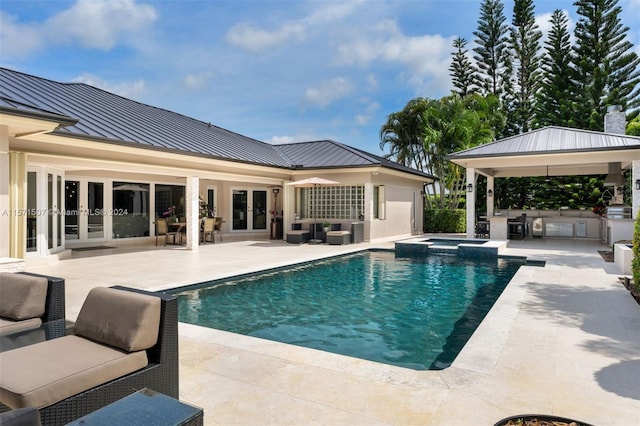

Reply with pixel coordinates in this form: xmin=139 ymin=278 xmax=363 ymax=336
xmin=22 ymin=238 xmax=638 ymax=425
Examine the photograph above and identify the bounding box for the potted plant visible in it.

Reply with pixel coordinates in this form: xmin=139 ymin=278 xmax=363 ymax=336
xmin=322 ymin=222 xmax=331 ymax=232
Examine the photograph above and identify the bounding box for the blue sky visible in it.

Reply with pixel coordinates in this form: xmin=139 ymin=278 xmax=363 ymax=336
xmin=1 ymin=0 xmax=638 ymax=156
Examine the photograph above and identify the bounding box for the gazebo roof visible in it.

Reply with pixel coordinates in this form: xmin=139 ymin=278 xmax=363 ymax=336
xmin=447 ymin=126 xmax=640 ymax=178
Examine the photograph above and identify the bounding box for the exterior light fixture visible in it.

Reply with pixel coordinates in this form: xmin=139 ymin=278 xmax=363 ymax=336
xmin=272 ymin=188 xmax=280 ymax=195
xmin=487 ymin=189 xmax=493 ymax=197
xmin=467 ymin=183 xmax=473 ymax=193
xmin=636 ymin=179 xmax=640 ymax=190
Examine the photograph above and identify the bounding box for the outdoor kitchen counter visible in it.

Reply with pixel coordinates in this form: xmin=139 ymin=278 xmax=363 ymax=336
xmin=489 ymin=210 xmax=602 ymax=239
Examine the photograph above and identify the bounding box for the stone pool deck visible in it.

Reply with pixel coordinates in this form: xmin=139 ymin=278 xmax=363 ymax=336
xmin=23 ymin=237 xmax=639 ymax=425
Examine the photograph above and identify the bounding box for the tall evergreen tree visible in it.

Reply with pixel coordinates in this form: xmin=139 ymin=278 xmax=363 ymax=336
xmin=572 ymin=0 xmax=640 ymax=130
xmin=506 ymin=0 xmax=542 ymax=133
xmin=449 ymin=37 xmax=478 ymax=98
xmin=472 ymin=0 xmax=510 ymax=98
xmin=534 ymin=9 xmax=576 ymax=128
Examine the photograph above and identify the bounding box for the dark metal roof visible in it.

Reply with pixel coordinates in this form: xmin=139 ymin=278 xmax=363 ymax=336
xmin=0 ymin=67 xmax=433 ymax=180
xmin=0 ymin=68 xmax=290 ymax=167
xmin=0 ymin=96 xmax=78 ymax=126
xmin=448 ymin=126 xmax=640 ymax=160
xmin=277 ymin=140 xmax=435 ymax=179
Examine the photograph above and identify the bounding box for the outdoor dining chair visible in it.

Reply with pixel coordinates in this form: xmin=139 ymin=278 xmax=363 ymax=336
xmin=156 ymin=218 xmax=180 ymax=246
xmin=213 ymin=218 xmax=223 ymax=243
xmin=201 ymin=218 xmax=215 ymax=244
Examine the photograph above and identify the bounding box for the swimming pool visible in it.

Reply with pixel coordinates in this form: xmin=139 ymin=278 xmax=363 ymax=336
xmin=171 ymin=250 xmax=524 ymax=370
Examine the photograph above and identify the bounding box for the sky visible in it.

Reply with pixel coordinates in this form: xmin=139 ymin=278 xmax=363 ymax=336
xmin=1 ymin=0 xmax=639 ymax=156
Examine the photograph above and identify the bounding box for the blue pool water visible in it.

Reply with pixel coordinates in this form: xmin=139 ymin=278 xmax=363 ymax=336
xmin=171 ymin=250 xmax=523 ymax=370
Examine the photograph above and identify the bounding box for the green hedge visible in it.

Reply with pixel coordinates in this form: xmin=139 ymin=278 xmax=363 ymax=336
xmin=424 ymin=209 xmax=466 ymax=233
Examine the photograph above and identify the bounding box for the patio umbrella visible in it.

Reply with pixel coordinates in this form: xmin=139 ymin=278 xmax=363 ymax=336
xmin=286 ymin=177 xmax=339 ymax=242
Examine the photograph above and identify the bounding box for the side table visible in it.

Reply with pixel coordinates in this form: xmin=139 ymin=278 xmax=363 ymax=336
xmin=67 ymin=388 xmax=203 ymax=426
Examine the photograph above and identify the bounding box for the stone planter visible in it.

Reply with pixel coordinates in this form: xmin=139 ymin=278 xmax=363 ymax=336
xmin=614 ymin=243 xmax=633 ymax=275
xmin=494 ymin=414 xmax=593 ymax=426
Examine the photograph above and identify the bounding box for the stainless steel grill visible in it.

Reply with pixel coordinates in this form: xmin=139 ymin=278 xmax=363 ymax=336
xmin=606 ymin=205 xmax=632 ymax=219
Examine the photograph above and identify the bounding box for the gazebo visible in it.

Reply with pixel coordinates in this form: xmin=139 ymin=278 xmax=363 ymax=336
xmin=447 ymin=119 xmax=640 ymax=240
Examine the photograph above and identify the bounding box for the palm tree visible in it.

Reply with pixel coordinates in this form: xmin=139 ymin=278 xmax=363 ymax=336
xmin=380 ymin=95 xmax=499 ymax=210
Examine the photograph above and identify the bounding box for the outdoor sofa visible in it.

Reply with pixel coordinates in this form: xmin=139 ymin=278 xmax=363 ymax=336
xmin=286 ymin=223 xmax=310 ymax=244
xmin=0 ymin=286 xmax=178 ymax=426
xmin=0 ymin=272 xmax=65 ymax=337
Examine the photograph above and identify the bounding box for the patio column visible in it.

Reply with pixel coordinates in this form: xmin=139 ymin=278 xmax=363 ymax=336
xmin=466 ymin=167 xmax=476 ymax=239
xmin=185 ymin=176 xmax=200 ymax=251
xmin=633 ymin=160 xmax=640 ymax=219
xmin=0 ymin=126 xmax=8 ymax=257
xmin=486 ymin=175 xmax=494 ymax=217
xmin=283 ymin=183 xmax=294 ymax=239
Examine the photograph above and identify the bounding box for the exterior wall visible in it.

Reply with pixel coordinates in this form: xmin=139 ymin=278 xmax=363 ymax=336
xmin=2 ymin=120 xmax=428 ymax=256
xmin=368 ymin=174 xmax=424 ymax=241
xmin=0 ymin=126 xmax=9 ymax=257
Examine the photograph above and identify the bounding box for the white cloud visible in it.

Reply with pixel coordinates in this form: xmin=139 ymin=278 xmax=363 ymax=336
xmin=0 ymin=0 xmax=156 ymax=59
xmin=366 ymin=73 xmax=378 ymax=90
xmin=225 ymin=0 xmax=364 ymax=53
xmin=0 ymin=12 xmax=42 ymax=59
xmin=354 ymin=100 xmax=380 ymax=125
xmin=303 ymin=77 xmax=353 ymax=108
xmin=47 ymin=0 xmax=157 ymax=49
xmin=225 ymin=21 xmax=305 ymax=52
xmin=336 ymin=19 xmax=454 ymax=91
xmin=269 ymin=135 xmax=296 ymax=144
xmin=72 ymin=73 xmax=146 ymax=99
xmin=183 ymin=72 xmax=215 ymax=90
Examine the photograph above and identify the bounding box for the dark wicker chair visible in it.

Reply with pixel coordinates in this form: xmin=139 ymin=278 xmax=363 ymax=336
xmin=17 ymin=272 xmax=66 ymax=324
xmin=0 ymin=272 xmax=66 ymax=350
xmin=0 ymin=286 xmax=178 ymax=426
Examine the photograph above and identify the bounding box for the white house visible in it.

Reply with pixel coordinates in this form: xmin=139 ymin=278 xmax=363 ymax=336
xmin=0 ymin=68 xmax=435 ymax=259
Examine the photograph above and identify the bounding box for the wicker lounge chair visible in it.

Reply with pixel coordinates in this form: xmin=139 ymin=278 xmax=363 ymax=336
xmin=0 ymin=272 xmax=65 ymax=337
xmin=0 ymin=286 xmax=178 ymax=426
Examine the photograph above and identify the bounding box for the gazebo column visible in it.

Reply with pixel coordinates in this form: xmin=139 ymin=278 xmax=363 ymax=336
xmin=486 ymin=175 xmax=494 ymax=217
xmin=633 ymin=160 xmax=640 ymax=219
xmin=466 ymin=167 xmax=476 ymax=238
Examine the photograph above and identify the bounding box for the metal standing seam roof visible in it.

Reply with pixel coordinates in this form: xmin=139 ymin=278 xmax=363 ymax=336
xmin=0 ymin=68 xmax=291 ymax=167
xmin=448 ymin=126 xmax=640 ymax=160
xmin=276 ymin=140 xmax=435 ymax=179
xmin=0 ymin=67 xmax=434 ymax=179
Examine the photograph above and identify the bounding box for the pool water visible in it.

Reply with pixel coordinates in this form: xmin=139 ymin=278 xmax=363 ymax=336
xmin=172 ymin=250 xmax=523 ymax=370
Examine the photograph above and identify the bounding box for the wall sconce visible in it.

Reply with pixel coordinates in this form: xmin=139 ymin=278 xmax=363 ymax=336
xmin=636 ymin=179 xmax=640 ymax=190
xmin=272 ymin=188 xmax=280 ymax=195
xmin=467 ymin=183 xmax=473 ymax=193
xmin=487 ymin=189 xmax=493 ymax=197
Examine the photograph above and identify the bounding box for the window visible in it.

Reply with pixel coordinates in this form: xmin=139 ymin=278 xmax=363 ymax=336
xmin=26 ymin=172 xmax=37 ymax=252
xmin=374 ymin=185 xmax=385 ymax=219
xmin=300 ymin=185 xmax=364 ymax=220
xmin=207 ymin=189 xmax=216 ymax=217
xmin=112 ymin=182 xmax=150 ymax=238
xmin=155 ymin=184 xmax=185 ymax=218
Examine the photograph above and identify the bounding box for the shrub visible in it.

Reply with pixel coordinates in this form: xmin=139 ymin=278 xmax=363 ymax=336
xmin=424 ymin=209 xmax=466 ymax=233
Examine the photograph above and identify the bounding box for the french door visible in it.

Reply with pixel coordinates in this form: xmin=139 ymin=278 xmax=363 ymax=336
xmin=26 ymin=167 xmax=64 ymax=257
xmin=232 ymin=189 xmax=267 ymax=231
xmin=65 ymin=179 xmax=105 ymax=242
